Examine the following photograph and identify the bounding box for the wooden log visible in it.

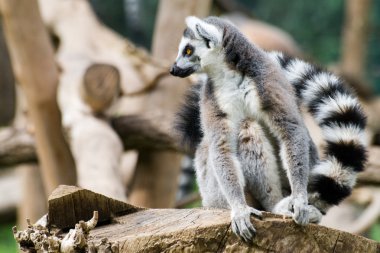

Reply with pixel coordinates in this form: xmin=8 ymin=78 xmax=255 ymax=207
xmin=23 ymin=185 xmax=379 ymax=253
xmin=81 ymin=63 xmax=120 ymax=114
xmin=37 ymin=0 xmax=147 ymax=200
xmin=111 ymin=114 xmax=182 ymax=152
xmin=0 ymin=127 xmax=36 ymax=167
xmin=48 ymin=185 xmax=143 ymax=230
xmin=17 ymin=164 xmax=47 ymax=229
xmin=0 ymin=0 xmax=77 ymax=195
xmin=37 ymin=0 xmax=178 ymax=200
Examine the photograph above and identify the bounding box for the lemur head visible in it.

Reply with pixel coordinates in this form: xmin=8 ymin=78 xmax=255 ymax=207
xmin=170 ymin=16 xmax=224 ymax=78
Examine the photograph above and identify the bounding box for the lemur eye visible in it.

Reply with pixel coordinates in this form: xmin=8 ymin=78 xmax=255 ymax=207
xmin=183 ymin=45 xmax=194 ymax=57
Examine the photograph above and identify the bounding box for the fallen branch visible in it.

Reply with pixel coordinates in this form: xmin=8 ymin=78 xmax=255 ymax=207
xmin=111 ymin=114 xmax=183 ymax=152
xmin=0 ymin=127 xmax=36 ymax=167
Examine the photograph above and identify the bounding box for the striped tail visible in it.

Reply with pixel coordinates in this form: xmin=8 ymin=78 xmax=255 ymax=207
xmin=174 ymin=82 xmax=203 ymax=152
xmin=270 ymin=52 xmax=368 ymax=211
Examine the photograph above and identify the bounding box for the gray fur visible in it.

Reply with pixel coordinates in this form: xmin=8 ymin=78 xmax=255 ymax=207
xmin=183 ymin=27 xmax=196 ymax=39
xmin=202 ymin=16 xmax=313 ymax=224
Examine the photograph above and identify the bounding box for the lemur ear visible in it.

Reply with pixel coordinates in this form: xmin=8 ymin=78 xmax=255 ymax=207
xmin=185 ymin=16 xmax=222 ymax=48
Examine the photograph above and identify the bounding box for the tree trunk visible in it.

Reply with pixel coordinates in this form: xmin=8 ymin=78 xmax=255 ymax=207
xmin=129 ymin=0 xmax=212 ymax=208
xmin=0 ymin=0 xmax=76 ymax=195
xmin=17 ymin=164 xmax=47 ymax=229
xmin=340 ymin=0 xmax=373 ymax=99
xmin=0 ymin=20 xmax=15 ymax=126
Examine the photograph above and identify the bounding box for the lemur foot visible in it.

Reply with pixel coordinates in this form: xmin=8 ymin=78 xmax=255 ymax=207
xmin=273 ymin=196 xmax=322 ymax=224
xmin=307 ymin=205 xmax=323 ymax=223
xmin=231 ymin=206 xmax=262 ymax=242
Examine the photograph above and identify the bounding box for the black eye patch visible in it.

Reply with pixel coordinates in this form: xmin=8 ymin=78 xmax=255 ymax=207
xmin=204 ymin=38 xmax=211 ymax=48
xmin=182 ymin=44 xmax=194 ymax=57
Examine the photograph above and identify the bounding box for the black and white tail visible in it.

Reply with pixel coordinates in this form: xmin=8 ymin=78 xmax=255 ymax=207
xmin=270 ymin=52 xmax=367 ymax=210
xmin=174 ymin=82 xmax=203 ymax=152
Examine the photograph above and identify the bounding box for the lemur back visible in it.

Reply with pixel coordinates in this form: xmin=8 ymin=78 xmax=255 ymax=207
xmin=171 ymin=16 xmax=367 ymax=242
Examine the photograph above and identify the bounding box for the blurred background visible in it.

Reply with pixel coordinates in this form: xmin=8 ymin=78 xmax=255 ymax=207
xmin=1 ymin=0 xmax=380 ymax=251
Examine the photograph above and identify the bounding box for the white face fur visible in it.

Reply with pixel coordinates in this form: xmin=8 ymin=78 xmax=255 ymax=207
xmin=170 ymin=16 xmax=223 ymax=78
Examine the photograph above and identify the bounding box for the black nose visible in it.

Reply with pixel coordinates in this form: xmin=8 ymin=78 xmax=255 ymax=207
xmin=170 ymin=63 xmax=177 ymax=75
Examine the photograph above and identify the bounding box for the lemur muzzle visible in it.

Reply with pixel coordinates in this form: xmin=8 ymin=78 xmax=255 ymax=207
xmin=170 ymin=63 xmax=195 ymax=78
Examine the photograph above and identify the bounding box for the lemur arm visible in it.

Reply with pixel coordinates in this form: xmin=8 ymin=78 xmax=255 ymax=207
xmin=200 ymin=81 xmax=261 ymax=241
xmin=208 ymin=120 xmax=247 ymax=209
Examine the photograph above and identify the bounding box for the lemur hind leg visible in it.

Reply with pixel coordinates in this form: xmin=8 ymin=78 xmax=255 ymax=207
xmin=273 ymin=135 xmax=323 ymax=223
xmin=237 ymin=119 xmax=283 ymax=212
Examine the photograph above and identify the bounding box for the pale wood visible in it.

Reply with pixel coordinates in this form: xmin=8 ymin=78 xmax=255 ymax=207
xmin=37 ymin=0 xmax=158 ymax=200
xmin=152 ymin=0 xmax=212 ymax=61
xmin=0 ymin=0 xmax=76 ymax=195
xmin=38 ymin=186 xmax=380 ymax=253
xmin=81 ymin=63 xmax=120 ymax=114
xmin=128 ymin=0 xmax=211 ymax=209
xmin=0 ymin=168 xmax=21 ymax=219
xmin=37 ymin=0 xmax=174 ymax=200
xmin=0 ymin=127 xmax=36 ymax=167
xmin=48 ymin=185 xmax=143 ymax=230
xmin=111 ymin=113 xmax=183 ymax=152
xmin=357 ymin=147 xmax=380 ymax=185
xmin=17 ymin=164 xmax=47 ymax=229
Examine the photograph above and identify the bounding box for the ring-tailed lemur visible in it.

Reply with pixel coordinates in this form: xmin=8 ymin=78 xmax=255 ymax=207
xmin=170 ymin=16 xmax=367 ymax=242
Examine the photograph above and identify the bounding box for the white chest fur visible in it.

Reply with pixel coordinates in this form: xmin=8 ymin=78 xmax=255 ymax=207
xmin=213 ymin=69 xmax=262 ymax=128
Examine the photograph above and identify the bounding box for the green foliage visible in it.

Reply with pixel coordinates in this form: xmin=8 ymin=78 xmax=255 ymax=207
xmin=251 ymin=0 xmax=344 ymax=64
xmin=90 ymin=0 xmax=158 ymax=49
xmin=367 ymin=1 xmax=380 ymax=93
xmin=370 ymin=222 xmax=380 ymax=242
xmin=0 ymin=223 xmax=17 ymax=253
xmin=246 ymin=0 xmax=380 ymax=93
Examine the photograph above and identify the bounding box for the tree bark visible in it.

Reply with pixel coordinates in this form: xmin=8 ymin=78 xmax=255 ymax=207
xmin=0 ymin=0 xmax=76 ymax=195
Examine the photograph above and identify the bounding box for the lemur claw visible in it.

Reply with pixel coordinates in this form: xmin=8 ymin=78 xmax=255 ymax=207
xmin=231 ymin=206 xmax=261 ymax=242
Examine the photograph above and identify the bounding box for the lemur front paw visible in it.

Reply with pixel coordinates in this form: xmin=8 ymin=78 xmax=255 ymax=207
xmin=231 ymin=206 xmax=262 ymax=242
xmin=291 ymin=196 xmax=309 ymax=225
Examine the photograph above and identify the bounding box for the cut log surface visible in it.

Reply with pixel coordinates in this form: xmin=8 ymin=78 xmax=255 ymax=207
xmin=48 ymin=185 xmax=143 ymax=230
xmin=46 ymin=186 xmax=380 ymax=253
